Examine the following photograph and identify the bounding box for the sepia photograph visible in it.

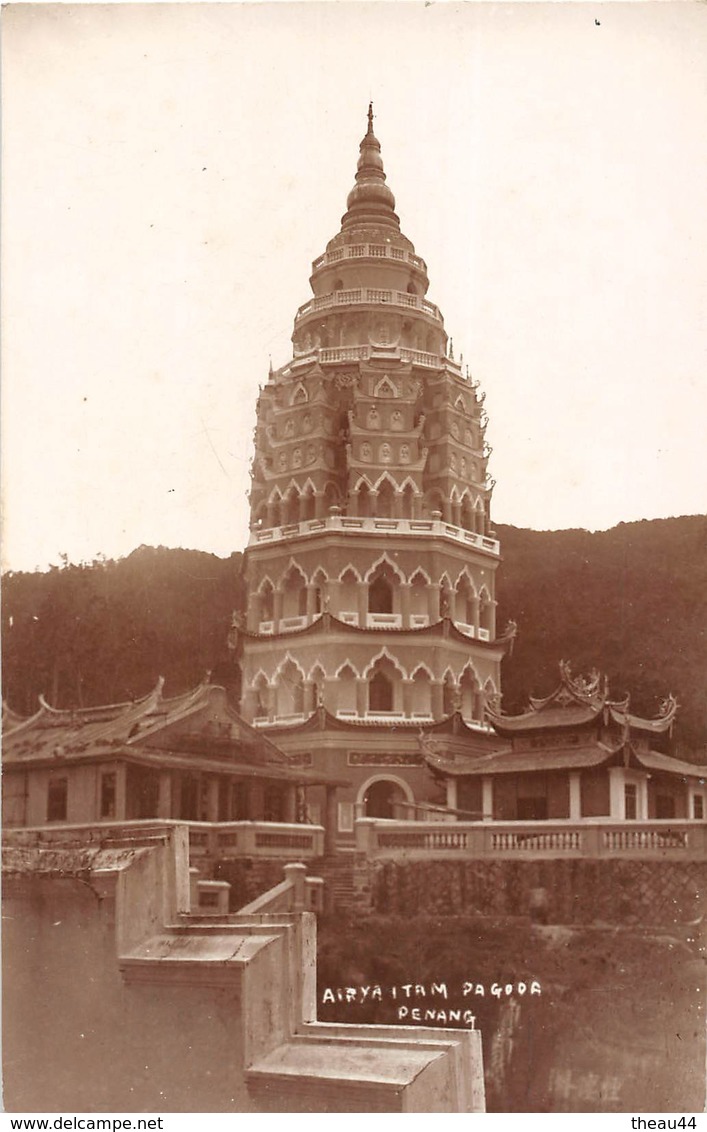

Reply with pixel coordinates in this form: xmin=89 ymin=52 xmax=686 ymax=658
xmin=2 ymin=1 xmax=707 ymax=1115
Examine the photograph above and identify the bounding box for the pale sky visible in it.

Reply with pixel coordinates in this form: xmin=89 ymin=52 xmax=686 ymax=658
xmin=3 ymin=2 xmax=707 ymax=572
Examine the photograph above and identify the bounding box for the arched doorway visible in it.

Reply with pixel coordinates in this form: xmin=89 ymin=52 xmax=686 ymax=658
xmin=362 ymin=777 xmax=409 ymax=819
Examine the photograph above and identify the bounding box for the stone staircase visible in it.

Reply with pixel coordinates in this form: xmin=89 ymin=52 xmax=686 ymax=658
xmin=3 ymin=824 xmax=484 ymax=1112
xmin=318 ymin=851 xmax=357 ymax=915
xmin=120 ymin=906 xmax=483 ymax=1112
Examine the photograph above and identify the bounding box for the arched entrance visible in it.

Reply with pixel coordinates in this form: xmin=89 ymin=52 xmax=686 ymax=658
xmin=359 ymin=775 xmax=413 ymax=819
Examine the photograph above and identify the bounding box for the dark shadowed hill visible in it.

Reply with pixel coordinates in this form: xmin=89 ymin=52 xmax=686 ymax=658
xmin=494 ymin=515 xmax=707 ymax=756
xmin=2 ymin=516 xmax=705 ymax=753
xmin=2 ymin=546 xmax=243 ymax=715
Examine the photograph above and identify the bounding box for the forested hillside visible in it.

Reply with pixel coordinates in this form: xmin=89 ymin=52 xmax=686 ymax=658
xmin=3 ymin=516 xmax=705 ymax=753
xmin=495 ymin=516 xmax=707 ymax=755
xmin=2 ymin=546 xmax=243 ymax=715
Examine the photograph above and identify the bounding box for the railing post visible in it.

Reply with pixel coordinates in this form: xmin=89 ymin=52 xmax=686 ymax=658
xmin=355 ymin=818 xmax=376 ymax=854
xmin=283 ymin=862 xmax=307 ymax=912
xmin=583 ymin=823 xmax=603 ymax=858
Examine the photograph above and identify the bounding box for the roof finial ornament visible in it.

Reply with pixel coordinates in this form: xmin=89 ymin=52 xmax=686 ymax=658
xmin=367 ymin=101 xmax=374 ymax=134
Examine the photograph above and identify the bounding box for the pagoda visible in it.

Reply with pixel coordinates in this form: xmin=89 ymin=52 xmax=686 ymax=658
xmin=236 ymin=107 xmax=513 ymax=835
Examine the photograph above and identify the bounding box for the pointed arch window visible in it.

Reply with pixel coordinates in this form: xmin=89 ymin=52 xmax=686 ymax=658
xmin=357 ymin=481 xmax=372 ymax=517
xmin=456 ymin=575 xmax=477 ymax=625
xmin=335 ymin=664 xmax=357 ymax=714
xmin=401 ymin=482 xmax=415 ymax=518
xmin=442 ymin=673 xmax=457 ymax=716
xmin=460 ymin=497 xmax=474 ymax=533
xmin=459 ymin=669 xmax=479 ymax=722
xmin=411 ymin=668 xmax=432 ymax=716
xmin=282 ymin=565 xmax=307 ymax=618
xmin=376 ymin=479 xmax=395 ymax=518
xmin=368 ymin=571 xmax=394 ymax=614
xmin=276 ymin=660 xmax=305 ymax=717
xmin=302 ymin=487 xmax=316 ymax=521
xmin=253 ymin=674 xmax=270 ymax=720
xmin=369 ymin=669 xmax=393 ymax=713
xmin=259 ymin=581 xmax=275 ymax=623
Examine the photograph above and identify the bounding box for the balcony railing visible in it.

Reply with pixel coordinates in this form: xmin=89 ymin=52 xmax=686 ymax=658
xmin=354 ymin=818 xmax=707 ymax=859
xmin=249 ymin=514 xmax=500 ymax=556
xmin=285 ymin=344 xmax=463 ymax=375
xmin=187 ymin=821 xmax=325 ymax=860
xmin=295 ymin=289 xmax=442 ymax=324
xmin=2 ymin=820 xmax=325 ymax=862
xmin=311 ymin=243 xmax=427 ymax=272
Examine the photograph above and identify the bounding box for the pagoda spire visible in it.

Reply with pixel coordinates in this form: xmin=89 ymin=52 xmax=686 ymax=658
xmin=341 ymin=103 xmax=399 ymax=231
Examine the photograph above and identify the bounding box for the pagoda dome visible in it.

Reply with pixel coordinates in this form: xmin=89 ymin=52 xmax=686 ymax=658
xmin=341 ymin=103 xmax=398 ymax=230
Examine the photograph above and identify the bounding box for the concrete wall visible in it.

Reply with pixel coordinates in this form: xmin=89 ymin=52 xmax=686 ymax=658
xmin=3 ymin=829 xmax=483 ymax=1113
xmin=1 ymin=832 xmax=261 ymax=1112
xmin=3 ymin=873 xmax=255 ymax=1112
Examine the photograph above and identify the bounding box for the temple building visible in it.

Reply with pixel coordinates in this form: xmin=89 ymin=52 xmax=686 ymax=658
xmin=1 ymin=678 xmax=344 ymax=851
xmin=420 ymin=662 xmax=705 ymax=823
xmin=234 ymin=105 xmax=514 ymax=834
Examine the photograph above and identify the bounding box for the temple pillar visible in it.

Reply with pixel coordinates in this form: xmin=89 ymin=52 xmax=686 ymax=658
xmin=428 ymin=583 xmax=441 ymax=622
xmin=303 ymin=680 xmax=316 ymax=716
xmin=265 ymin=683 xmax=276 ymax=721
xmin=206 ymin=776 xmax=219 ymax=823
xmin=247 ymin=591 xmax=260 ymax=630
xmin=446 ymin=778 xmax=458 ymax=814
xmin=324 ymin=786 xmax=338 ymax=855
xmin=273 ymin=589 xmax=284 ymax=626
xmin=487 ymin=599 xmax=497 ymax=639
xmin=470 ymin=595 xmax=480 ymax=634
xmin=357 ymin=581 xmax=369 ymax=625
xmin=481 ymin=776 xmax=494 ymax=820
xmin=569 ymin=772 xmax=582 ymax=821
xmin=115 ymin=763 xmax=127 ymax=821
xmin=356 ymin=679 xmax=368 ymax=716
xmin=326 ymin=579 xmax=340 ymax=617
xmin=608 ymin=768 xmax=649 ymax=819
xmin=402 ymin=678 xmax=415 ymax=717
xmin=431 ymin=680 xmax=444 ymax=720
xmin=157 ymin=771 xmax=173 ymax=819
xmin=305 ymin=584 xmax=318 ymax=618
xmin=283 ymin=784 xmax=297 ymax=823
xmin=399 ymin=581 xmax=411 ymax=625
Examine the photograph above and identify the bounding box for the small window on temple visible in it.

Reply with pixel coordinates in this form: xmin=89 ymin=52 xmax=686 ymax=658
xmin=624 ymin=783 xmax=637 ymax=820
xmin=100 ymin=772 xmax=117 ymax=819
xmin=47 ymin=776 xmax=68 ymax=822
xmin=693 ymin=795 xmax=704 ymax=820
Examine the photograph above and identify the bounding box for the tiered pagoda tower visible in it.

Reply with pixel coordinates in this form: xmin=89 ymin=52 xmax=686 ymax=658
xmin=236 ymin=107 xmax=513 ymax=834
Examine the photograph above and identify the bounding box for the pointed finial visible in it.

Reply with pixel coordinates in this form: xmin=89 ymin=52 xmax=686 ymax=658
xmin=367 ymin=101 xmax=374 ymax=133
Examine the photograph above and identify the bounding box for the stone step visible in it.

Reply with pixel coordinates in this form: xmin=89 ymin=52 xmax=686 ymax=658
xmin=246 ymin=1038 xmax=448 ymax=1113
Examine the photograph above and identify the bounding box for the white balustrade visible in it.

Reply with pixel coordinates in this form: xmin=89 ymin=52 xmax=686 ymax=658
xmin=250 ymin=515 xmax=500 ymax=556
xmin=355 ymin=818 xmax=706 ymax=860
xmin=295 ymin=288 xmax=442 ymax=323
xmin=311 ymin=244 xmax=427 ymax=272
xmin=366 ymin=613 xmax=403 ymax=629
